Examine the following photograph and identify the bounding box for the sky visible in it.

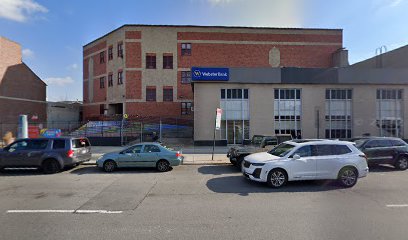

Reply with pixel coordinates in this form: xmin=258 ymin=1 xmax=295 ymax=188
xmin=0 ymin=0 xmax=407 ymax=102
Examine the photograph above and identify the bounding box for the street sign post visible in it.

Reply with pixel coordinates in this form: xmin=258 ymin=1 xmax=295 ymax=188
xmin=212 ymin=108 xmax=223 ymax=161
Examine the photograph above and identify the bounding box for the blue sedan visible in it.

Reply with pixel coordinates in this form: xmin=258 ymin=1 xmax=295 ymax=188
xmin=97 ymin=143 xmax=183 ymax=172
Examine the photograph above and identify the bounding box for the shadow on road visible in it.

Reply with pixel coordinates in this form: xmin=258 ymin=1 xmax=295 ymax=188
xmin=0 ymin=168 xmax=42 ymax=177
xmin=206 ymin=176 xmax=342 ymax=196
xmin=69 ymin=165 xmax=171 ymax=175
xmin=368 ymin=164 xmax=398 ymax=172
xmin=197 ymin=165 xmax=239 ymax=175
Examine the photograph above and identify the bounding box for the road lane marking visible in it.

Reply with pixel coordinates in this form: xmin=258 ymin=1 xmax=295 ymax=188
xmin=8 ymin=210 xmax=75 ymax=213
xmin=7 ymin=210 xmax=123 ymax=214
xmin=75 ymin=210 xmax=122 ymax=214
xmin=386 ymin=204 xmax=408 ymax=208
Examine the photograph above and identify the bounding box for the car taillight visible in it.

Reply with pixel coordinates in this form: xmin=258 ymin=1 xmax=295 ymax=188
xmin=176 ymin=152 xmax=182 ymax=158
xmin=359 ymin=154 xmax=367 ymax=161
xmin=67 ymin=150 xmax=74 ymax=158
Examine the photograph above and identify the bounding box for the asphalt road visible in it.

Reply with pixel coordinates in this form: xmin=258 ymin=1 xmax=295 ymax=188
xmin=0 ymin=164 xmax=407 ymax=240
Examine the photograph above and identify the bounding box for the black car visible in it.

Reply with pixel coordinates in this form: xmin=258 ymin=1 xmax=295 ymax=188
xmin=352 ymin=137 xmax=408 ymax=170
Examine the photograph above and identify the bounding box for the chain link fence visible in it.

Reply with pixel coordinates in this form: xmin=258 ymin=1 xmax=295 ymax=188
xmin=0 ymin=117 xmax=193 ymax=147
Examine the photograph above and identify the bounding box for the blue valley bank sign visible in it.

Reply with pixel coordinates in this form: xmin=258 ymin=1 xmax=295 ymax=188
xmin=191 ymin=67 xmax=229 ymax=81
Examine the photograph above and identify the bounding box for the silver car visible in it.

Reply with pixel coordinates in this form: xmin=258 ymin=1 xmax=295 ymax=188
xmin=97 ymin=142 xmax=183 ymax=172
xmin=0 ymin=137 xmax=92 ymax=174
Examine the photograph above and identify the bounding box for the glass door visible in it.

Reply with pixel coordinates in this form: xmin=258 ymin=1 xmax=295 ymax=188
xmin=227 ymin=120 xmax=243 ymax=144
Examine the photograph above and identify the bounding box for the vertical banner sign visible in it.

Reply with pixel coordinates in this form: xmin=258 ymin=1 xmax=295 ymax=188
xmin=212 ymin=108 xmax=223 ymax=161
xmin=215 ymin=108 xmax=223 ymax=130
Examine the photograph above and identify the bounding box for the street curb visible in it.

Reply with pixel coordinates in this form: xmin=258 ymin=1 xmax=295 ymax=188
xmin=81 ymin=162 xmax=231 ymax=166
xmin=82 ymin=163 xmax=97 ymax=166
xmin=182 ymin=163 xmax=231 ymax=165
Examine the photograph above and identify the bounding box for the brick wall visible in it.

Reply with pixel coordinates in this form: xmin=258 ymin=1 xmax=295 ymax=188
xmin=0 ymin=63 xmax=45 ymax=101
xmin=126 ymin=102 xmax=187 ymax=118
xmin=83 ymin=81 xmax=89 ymax=103
xmin=83 ymin=58 xmax=89 ymax=79
xmin=0 ymin=99 xmax=46 ymax=123
xmin=83 ymin=41 xmax=106 ymax=57
xmin=125 ymin=31 xmax=141 ymax=40
xmin=126 ymin=71 xmax=142 ymax=99
xmin=125 ymin=42 xmax=142 ymax=68
xmin=177 ymin=71 xmax=193 ymax=100
xmin=178 ymin=43 xmax=339 ymax=68
xmin=0 ymin=37 xmax=22 ymax=83
xmin=83 ymin=26 xmax=343 ymax=120
xmin=92 ymin=53 xmax=107 ymax=77
xmin=82 ymin=105 xmax=100 ymax=119
xmin=93 ymin=77 xmax=106 ymax=102
xmin=177 ymin=32 xmax=342 ymax=43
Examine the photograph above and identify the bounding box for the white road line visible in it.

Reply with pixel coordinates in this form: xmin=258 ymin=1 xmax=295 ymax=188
xmin=7 ymin=210 xmax=74 ymax=213
xmin=75 ymin=210 xmax=122 ymax=214
xmin=7 ymin=210 xmax=122 ymax=214
xmin=386 ymin=204 xmax=408 ymax=208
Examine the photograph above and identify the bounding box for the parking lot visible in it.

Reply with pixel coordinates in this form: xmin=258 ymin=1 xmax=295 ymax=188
xmin=0 ymin=164 xmax=407 ymax=240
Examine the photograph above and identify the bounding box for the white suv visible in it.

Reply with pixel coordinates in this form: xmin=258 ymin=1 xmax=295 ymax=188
xmin=242 ymin=140 xmax=369 ymax=188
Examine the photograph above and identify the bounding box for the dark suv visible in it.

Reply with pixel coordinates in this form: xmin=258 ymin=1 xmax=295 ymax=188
xmin=0 ymin=137 xmax=92 ymax=174
xmin=227 ymin=134 xmax=292 ymax=169
xmin=353 ymin=137 xmax=408 ymax=170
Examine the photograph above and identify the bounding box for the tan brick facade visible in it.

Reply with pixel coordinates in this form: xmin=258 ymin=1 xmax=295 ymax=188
xmin=82 ymin=25 xmax=343 ymax=120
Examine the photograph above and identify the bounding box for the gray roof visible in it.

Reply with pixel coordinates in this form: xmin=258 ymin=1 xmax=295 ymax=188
xmin=192 ymin=67 xmax=408 ymax=85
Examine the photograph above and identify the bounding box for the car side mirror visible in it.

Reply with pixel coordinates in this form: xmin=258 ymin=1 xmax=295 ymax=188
xmin=293 ymin=154 xmax=301 ymax=160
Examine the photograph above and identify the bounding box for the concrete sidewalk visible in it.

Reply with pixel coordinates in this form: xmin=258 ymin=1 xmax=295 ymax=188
xmin=85 ymin=146 xmax=231 ymax=165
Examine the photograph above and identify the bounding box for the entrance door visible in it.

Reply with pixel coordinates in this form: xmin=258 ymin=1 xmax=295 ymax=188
xmin=227 ymin=120 xmax=243 ymax=144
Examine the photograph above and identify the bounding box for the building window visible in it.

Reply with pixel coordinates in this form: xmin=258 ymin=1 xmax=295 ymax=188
xmin=274 ymin=89 xmax=301 ymax=138
xmin=325 ymin=89 xmax=352 ymax=139
xmin=108 ymin=46 xmax=113 ymax=60
xmin=220 ymin=89 xmax=250 ymax=144
xmin=108 ymin=74 xmax=113 ymax=87
xmin=377 ymin=89 xmax=403 ymax=137
xmin=117 ymin=71 xmax=123 ymax=85
xmin=99 ymin=77 xmax=105 ymax=89
xmin=117 ymin=43 xmax=123 ymax=58
xmin=181 ymin=102 xmax=192 ymax=115
xmin=181 ymin=71 xmax=191 ymax=84
xmin=146 ymin=54 xmax=156 ymax=69
xmin=163 ymin=87 xmax=173 ymax=102
xmin=181 ymin=43 xmax=191 ymax=56
xmin=163 ymin=55 xmax=173 ymax=69
xmin=100 ymin=51 xmax=105 ymax=63
xmin=146 ymin=87 xmax=156 ymax=101
xmin=221 ymin=89 xmax=249 ymax=99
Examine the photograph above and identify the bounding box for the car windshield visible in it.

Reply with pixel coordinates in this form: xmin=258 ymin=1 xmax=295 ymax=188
xmin=252 ymin=136 xmax=263 ymax=145
xmin=354 ymin=139 xmax=367 ymax=149
xmin=268 ymin=143 xmax=296 ymax=157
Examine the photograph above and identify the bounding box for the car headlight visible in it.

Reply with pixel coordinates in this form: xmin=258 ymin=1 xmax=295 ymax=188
xmin=251 ymin=163 xmax=265 ymax=166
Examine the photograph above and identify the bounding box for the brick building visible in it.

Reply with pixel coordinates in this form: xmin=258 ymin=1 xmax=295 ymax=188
xmin=82 ymin=25 xmax=344 ymax=120
xmin=0 ymin=37 xmax=46 ymax=136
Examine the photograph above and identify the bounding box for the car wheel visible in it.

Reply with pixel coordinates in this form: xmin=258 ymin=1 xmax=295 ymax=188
xmin=237 ymin=156 xmax=245 ymax=170
xmin=395 ymin=156 xmax=408 ymax=170
xmin=42 ymin=159 xmax=60 ymax=174
xmin=103 ymin=160 xmax=116 ymax=172
xmin=156 ymin=160 xmax=170 ymax=172
xmin=267 ymin=169 xmax=288 ymax=188
xmin=338 ymin=167 xmax=358 ymax=188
